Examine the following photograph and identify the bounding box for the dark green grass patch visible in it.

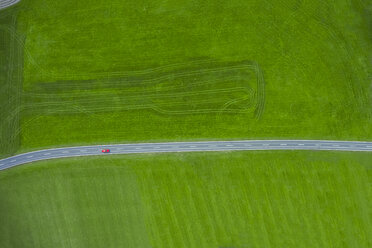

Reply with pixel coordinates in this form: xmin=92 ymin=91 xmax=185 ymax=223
xmin=0 ymin=151 xmax=371 ymax=247
xmin=0 ymin=6 xmax=23 ymax=157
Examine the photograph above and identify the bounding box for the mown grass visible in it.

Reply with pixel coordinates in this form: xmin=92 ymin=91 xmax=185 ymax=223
xmin=3 ymin=0 xmax=368 ymax=152
xmin=22 ymin=60 xmax=264 ymax=116
xmin=0 ymin=5 xmax=23 ymax=157
xmin=0 ymin=151 xmax=371 ymax=248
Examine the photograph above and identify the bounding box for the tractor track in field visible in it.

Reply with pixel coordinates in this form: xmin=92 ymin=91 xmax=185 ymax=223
xmin=0 ymin=140 xmax=371 ymax=170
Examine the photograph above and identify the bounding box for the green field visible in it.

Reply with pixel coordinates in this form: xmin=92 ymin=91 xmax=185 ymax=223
xmin=0 ymin=1 xmax=371 ymax=247
xmin=0 ymin=5 xmax=23 ymax=156
xmin=0 ymin=151 xmax=371 ymax=247
xmin=0 ymin=0 xmax=371 ymax=156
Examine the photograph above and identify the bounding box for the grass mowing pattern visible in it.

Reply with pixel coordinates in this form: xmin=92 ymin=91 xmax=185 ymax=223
xmin=8 ymin=0 xmax=370 ymax=152
xmin=0 ymin=151 xmax=371 ymax=248
xmin=23 ymin=60 xmax=265 ymax=117
xmin=0 ymin=5 xmax=23 ymax=157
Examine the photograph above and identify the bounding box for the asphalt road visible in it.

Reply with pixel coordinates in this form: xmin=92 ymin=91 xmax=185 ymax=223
xmin=0 ymin=0 xmax=20 ymax=10
xmin=0 ymin=140 xmax=371 ymax=170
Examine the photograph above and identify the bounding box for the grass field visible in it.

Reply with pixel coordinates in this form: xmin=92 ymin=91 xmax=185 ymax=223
xmin=0 ymin=5 xmax=23 ymax=156
xmin=1 ymin=2 xmax=371 ymax=247
xmin=0 ymin=151 xmax=371 ymax=247
xmin=0 ymin=0 xmax=370 ymax=155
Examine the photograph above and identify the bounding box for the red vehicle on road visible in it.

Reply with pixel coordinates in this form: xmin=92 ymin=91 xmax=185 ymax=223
xmin=102 ymin=149 xmax=110 ymax=153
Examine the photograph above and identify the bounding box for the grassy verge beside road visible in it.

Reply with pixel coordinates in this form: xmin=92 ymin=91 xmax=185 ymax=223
xmin=0 ymin=151 xmax=371 ymax=247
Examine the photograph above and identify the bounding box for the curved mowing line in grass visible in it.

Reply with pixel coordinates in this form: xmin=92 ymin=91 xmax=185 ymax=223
xmin=2 ymin=21 xmax=265 ymax=117
xmin=273 ymin=0 xmax=368 ymax=108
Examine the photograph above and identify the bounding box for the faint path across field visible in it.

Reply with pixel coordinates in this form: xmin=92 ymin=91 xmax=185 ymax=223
xmin=0 ymin=0 xmax=20 ymax=10
xmin=0 ymin=140 xmax=371 ymax=170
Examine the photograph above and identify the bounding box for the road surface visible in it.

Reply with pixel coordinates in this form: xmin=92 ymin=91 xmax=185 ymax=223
xmin=0 ymin=0 xmax=20 ymax=10
xmin=0 ymin=140 xmax=371 ymax=170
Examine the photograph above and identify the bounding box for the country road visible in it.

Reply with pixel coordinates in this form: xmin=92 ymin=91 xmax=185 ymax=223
xmin=0 ymin=0 xmax=20 ymax=10
xmin=0 ymin=140 xmax=371 ymax=170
